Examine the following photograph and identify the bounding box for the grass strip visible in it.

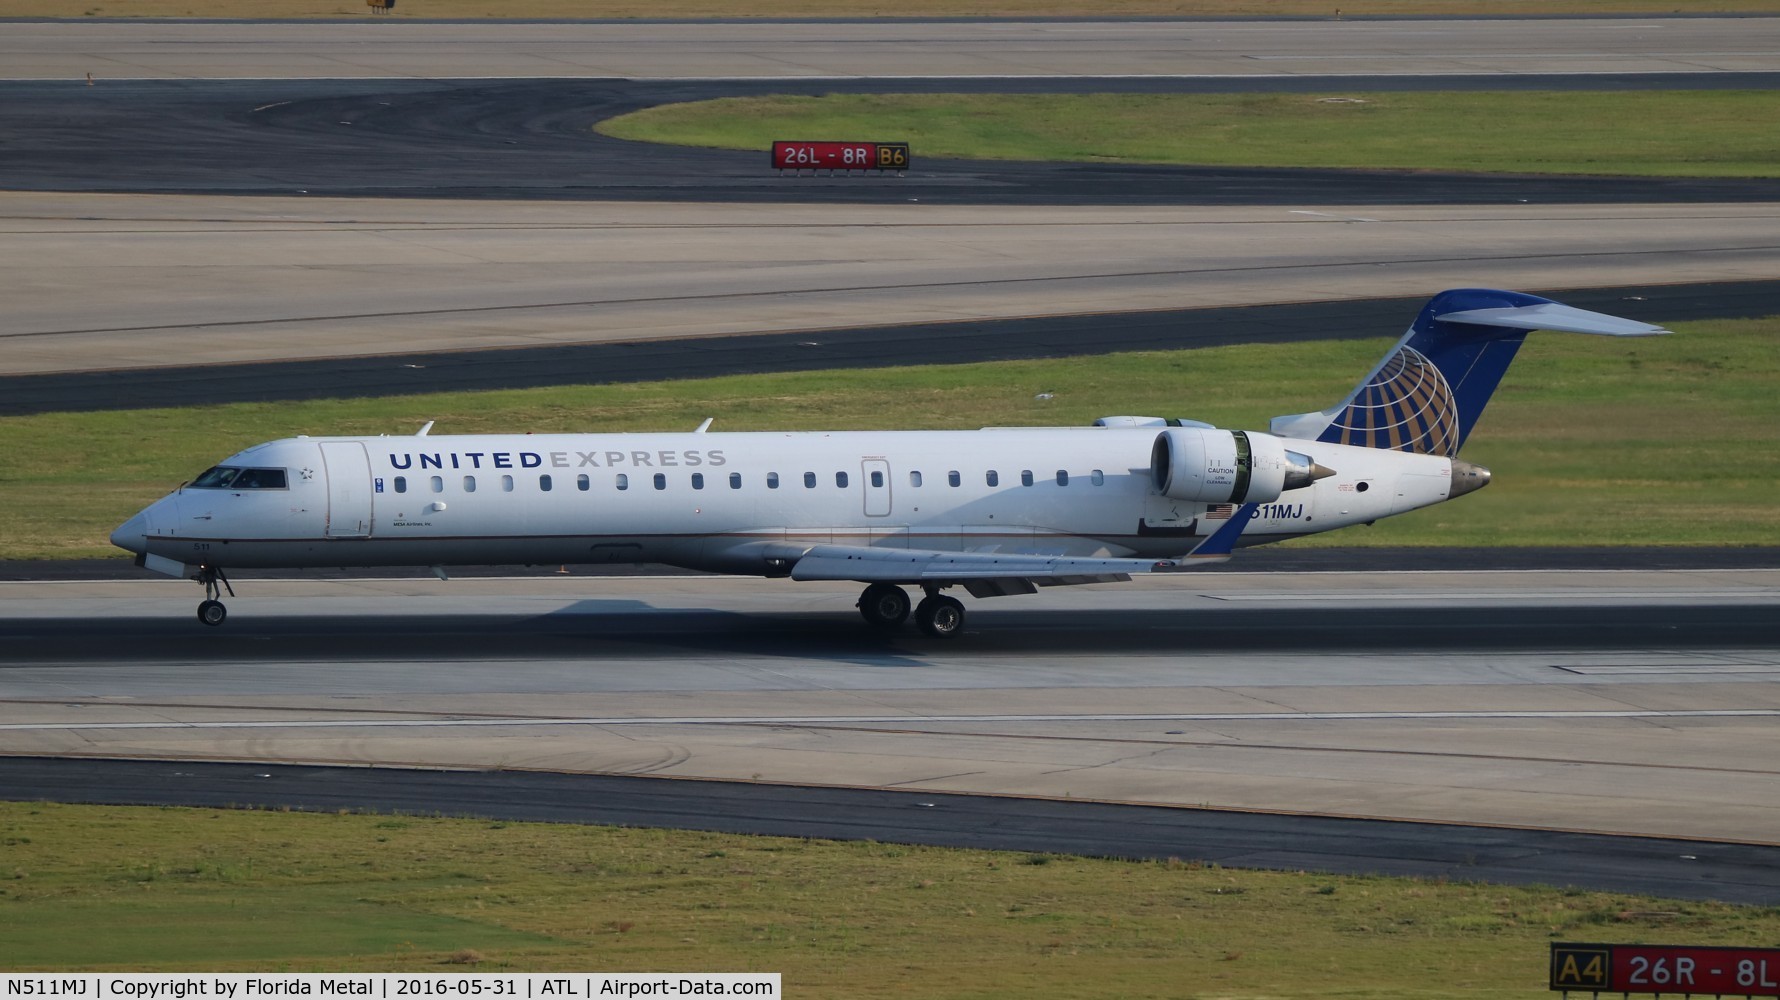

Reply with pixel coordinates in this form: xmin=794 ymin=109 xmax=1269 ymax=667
xmin=599 ymin=91 xmax=1780 ymax=178
xmin=3 ymin=315 xmax=1774 ymax=560
xmin=3 ymin=801 xmax=1777 ymax=991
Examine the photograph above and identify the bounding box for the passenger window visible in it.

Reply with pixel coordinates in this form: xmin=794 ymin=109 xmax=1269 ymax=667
xmin=616 ymin=474 xmax=629 ymax=491
xmin=1092 ymin=469 xmax=1105 ymax=486
xmin=501 ymin=475 xmax=514 ymax=492
xmin=947 ymin=471 xmax=961 ymax=487
xmin=909 ymin=471 xmax=923 ymax=488
xmin=804 ymin=472 xmax=817 ymax=489
xmin=539 ymin=475 xmax=552 ymax=492
xmin=985 ymin=470 xmax=999 ymax=487
xmin=1056 ymin=470 xmax=1069 ymax=486
xmin=393 ymin=476 xmax=407 ymax=494
xmin=767 ymin=472 xmax=780 ymax=489
xmin=1021 ymin=470 xmax=1034 ymax=487
xmin=577 ymin=474 xmax=590 ymax=492
xmin=430 ymin=476 xmax=443 ymax=493
xmin=835 ymin=471 xmax=848 ymax=488
xmin=653 ymin=473 xmax=667 ymax=491
xmin=691 ymin=473 xmax=705 ymax=490
xmin=730 ymin=473 xmax=742 ymax=490
xmin=464 ymin=476 xmax=477 ymax=493
xmin=870 ymin=470 xmax=884 ymax=488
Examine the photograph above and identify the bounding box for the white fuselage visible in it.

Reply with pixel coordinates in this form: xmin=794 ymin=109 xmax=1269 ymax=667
xmin=117 ymin=427 xmax=1457 ymax=577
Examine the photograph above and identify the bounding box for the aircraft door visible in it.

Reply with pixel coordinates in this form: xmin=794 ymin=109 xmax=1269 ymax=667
xmin=861 ymin=459 xmax=891 ymax=517
xmin=1389 ymin=471 xmax=1447 ymax=516
xmin=320 ymin=441 xmax=373 ymax=538
xmin=1140 ymin=493 xmax=1198 ymax=537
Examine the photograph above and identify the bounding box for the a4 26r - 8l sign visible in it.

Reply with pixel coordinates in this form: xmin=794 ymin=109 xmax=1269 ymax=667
xmin=772 ymin=141 xmax=910 ymax=171
xmin=1552 ymin=942 xmax=1780 ymax=996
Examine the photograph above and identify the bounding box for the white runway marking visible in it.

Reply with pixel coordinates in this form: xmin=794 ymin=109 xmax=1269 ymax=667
xmin=5 ymin=708 xmax=1776 ymax=732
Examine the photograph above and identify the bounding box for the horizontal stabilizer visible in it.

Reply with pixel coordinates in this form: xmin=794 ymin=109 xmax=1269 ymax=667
xmin=1434 ymin=302 xmax=1670 ymax=337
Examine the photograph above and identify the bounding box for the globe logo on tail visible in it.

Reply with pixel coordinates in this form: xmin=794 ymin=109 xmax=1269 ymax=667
xmin=1325 ymin=345 xmax=1460 ymax=456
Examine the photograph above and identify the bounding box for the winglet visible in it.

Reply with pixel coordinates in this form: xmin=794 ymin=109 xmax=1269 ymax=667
xmin=1184 ymin=503 xmax=1258 ymax=560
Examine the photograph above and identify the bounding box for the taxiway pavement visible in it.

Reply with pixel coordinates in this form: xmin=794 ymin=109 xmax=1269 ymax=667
xmin=7 ymin=195 xmax=1778 ymax=377
xmin=5 ymin=756 xmax=1774 ymax=904
xmin=7 ymin=277 xmax=1780 ymax=414
xmin=7 ymin=17 xmax=1780 ymax=80
xmin=7 ymin=76 xmax=1780 ymax=206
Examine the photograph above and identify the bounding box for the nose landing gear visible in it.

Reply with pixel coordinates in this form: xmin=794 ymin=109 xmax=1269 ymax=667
xmin=193 ymin=565 xmax=234 ymax=627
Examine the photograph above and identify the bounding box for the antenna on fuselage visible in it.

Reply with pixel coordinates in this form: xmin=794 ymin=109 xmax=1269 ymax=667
xmin=694 ymin=418 xmax=714 ymax=434
xmin=416 ymin=420 xmax=435 ymax=437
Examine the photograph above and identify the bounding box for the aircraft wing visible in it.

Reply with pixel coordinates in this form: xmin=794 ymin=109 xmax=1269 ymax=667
xmin=787 ymin=545 xmax=1216 ymax=583
xmin=787 ymin=504 xmax=1257 ymax=593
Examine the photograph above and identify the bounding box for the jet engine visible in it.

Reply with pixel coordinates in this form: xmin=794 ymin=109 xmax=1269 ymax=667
xmin=1094 ymin=416 xmax=1216 ymax=429
xmin=1151 ymin=428 xmax=1331 ymax=504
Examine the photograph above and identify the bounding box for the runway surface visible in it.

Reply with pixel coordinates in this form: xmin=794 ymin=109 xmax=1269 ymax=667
xmin=3 ymin=571 xmax=1777 ymax=870
xmin=13 ymin=544 xmax=1780 ymax=582
xmin=4 ymin=756 xmax=1775 ymax=904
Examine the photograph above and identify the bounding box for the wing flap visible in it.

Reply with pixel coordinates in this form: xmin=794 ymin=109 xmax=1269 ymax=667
xmin=787 ymin=545 xmax=1225 ymax=584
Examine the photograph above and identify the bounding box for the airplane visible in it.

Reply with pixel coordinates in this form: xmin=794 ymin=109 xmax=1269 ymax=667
xmin=110 ymin=288 xmax=1667 ymax=636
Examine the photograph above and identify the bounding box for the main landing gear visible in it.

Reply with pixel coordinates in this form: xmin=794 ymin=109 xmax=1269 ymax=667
xmin=193 ymin=565 xmax=233 ymax=627
xmin=856 ymin=583 xmax=966 ymax=638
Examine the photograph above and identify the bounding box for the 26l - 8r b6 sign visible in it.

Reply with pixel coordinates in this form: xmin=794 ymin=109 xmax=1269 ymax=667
xmin=772 ymin=141 xmax=910 ymax=171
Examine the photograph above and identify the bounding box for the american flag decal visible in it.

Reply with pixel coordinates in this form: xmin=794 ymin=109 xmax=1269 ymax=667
xmin=1204 ymin=504 xmax=1235 ymax=520
xmin=1324 ymin=345 xmax=1460 ymax=456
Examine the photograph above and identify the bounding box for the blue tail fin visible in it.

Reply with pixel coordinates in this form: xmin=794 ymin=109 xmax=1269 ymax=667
xmin=1269 ymin=288 xmax=1668 ymax=456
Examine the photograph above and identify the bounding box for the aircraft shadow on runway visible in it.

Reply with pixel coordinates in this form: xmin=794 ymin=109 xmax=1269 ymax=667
xmin=3 ymin=604 xmax=1775 ymax=665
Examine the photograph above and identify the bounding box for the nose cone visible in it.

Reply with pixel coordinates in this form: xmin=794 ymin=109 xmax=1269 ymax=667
xmin=110 ymin=509 xmax=151 ymax=555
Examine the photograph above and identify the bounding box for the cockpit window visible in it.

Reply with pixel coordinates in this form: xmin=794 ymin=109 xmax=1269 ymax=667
xmin=231 ymin=468 xmax=287 ymax=489
xmin=189 ymin=466 xmax=287 ymax=490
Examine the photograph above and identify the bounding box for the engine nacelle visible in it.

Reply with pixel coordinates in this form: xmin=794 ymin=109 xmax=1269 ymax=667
xmin=1095 ymin=415 xmax=1216 ymax=429
xmin=1151 ymin=428 xmax=1326 ymax=504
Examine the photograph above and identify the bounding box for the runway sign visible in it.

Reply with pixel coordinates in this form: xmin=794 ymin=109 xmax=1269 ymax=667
xmin=1551 ymin=942 xmax=1780 ymax=996
xmin=772 ymin=141 xmax=910 ymax=171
